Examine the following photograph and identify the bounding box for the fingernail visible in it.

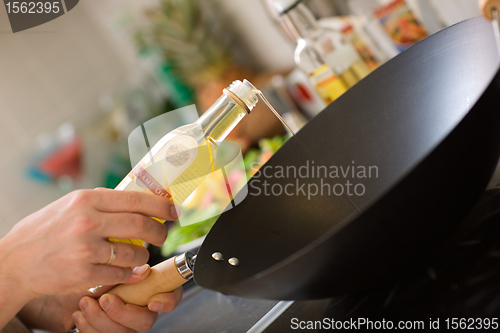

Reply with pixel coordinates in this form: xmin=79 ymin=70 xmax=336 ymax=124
xmin=171 ymin=206 xmax=179 ymax=220
xmin=132 ymin=264 xmax=149 ymax=276
xmin=72 ymin=312 xmax=82 ymax=325
xmin=100 ymin=295 xmax=111 ymax=311
xmin=149 ymin=301 xmax=163 ymax=312
xmin=80 ymin=298 xmax=88 ymax=312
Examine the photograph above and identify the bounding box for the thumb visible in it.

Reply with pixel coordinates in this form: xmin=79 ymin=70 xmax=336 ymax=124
xmin=123 ymin=264 xmax=151 ymax=285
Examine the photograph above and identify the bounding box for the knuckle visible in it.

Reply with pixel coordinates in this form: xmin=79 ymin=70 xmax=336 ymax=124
xmin=75 ymin=243 xmax=96 ymax=260
xmin=71 ymin=190 xmax=93 ymax=207
xmin=133 ymin=215 xmax=149 ymax=232
xmin=104 ymin=296 xmax=120 ymax=318
xmin=121 ymin=245 xmax=136 ymax=264
xmin=124 ymin=191 xmax=141 ymax=211
xmin=113 ymin=269 xmax=125 ymax=282
xmin=72 ymin=215 xmax=98 ymax=235
xmin=114 ymin=268 xmax=130 ymax=283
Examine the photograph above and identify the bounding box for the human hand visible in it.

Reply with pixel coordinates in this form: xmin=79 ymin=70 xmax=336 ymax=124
xmin=0 ymin=189 xmax=177 ymax=300
xmin=17 ymin=264 xmax=183 ymax=332
xmin=72 ymin=264 xmax=183 ymax=332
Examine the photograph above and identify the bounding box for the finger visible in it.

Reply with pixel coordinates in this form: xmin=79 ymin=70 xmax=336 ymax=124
xmin=82 ymin=265 xmax=151 ymax=298
xmin=82 ymin=285 xmax=113 ymax=298
xmin=94 ymin=241 xmax=149 ymax=267
xmin=100 ymin=213 xmax=168 ymax=247
xmin=123 ymin=264 xmax=151 ymax=285
xmin=88 ymin=265 xmax=132 ymax=287
xmin=148 ymin=287 xmax=184 ymax=313
xmin=99 ymin=294 xmax=158 ymax=332
xmin=72 ymin=311 xmax=99 ymax=333
xmin=92 ymin=190 xmax=178 ymax=220
xmin=80 ymin=297 xmax=134 ymax=333
xmin=94 ymin=187 xmax=112 ymax=190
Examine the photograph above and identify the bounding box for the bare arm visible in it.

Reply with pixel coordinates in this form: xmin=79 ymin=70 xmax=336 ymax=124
xmin=0 ymin=237 xmax=38 ymax=329
xmin=16 ymin=266 xmax=183 ymax=333
xmin=0 ymin=189 xmax=177 ymax=330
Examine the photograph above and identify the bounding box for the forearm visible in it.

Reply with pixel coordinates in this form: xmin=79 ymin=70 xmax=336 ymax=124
xmin=0 ymin=236 xmax=37 ymax=330
xmin=0 ymin=290 xmax=31 ymax=330
xmin=18 ymin=295 xmax=76 ymax=332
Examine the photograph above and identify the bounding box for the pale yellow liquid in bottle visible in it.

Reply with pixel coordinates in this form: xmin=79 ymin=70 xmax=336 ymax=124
xmin=111 ymin=103 xmax=247 ymax=246
xmin=108 ymin=82 xmax=294 ymax=247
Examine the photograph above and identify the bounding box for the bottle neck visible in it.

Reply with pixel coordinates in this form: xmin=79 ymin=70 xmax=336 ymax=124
xmin=197 ymin=94 xmax=248 ymax=144
xmin=282 ymin=3 xmax=319 ymax=40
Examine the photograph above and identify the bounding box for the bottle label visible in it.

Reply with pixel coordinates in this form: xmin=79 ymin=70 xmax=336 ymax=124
xmin=132 ymin=135 xmax=199 ymax=200
xmin=111 ymin=136 xmax=203 ymax=245
xmin=374 ymin=0 xmax=427 ymax=52
xmin=131 ymin=165 xmax=172 ymax=198
xmin=342 ymin=24 xmax=379 ymax=70
xmin=161 ymin=135 xmax=199 ymax=182
xmin=309 ymin=64 xmax=347 ymax=104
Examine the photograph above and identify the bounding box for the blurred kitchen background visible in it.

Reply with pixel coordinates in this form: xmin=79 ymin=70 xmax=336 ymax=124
xmin=0 ymin=0 xmax=481 ymax=242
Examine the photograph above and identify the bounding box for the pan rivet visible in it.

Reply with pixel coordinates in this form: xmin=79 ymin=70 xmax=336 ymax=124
xmin=212 ymin=252 xmax=224 ymax=261
xmin=228 ymin=257 xmax=240 ymax=266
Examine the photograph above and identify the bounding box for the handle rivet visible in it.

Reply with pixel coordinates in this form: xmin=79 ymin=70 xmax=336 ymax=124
xmin=228 ymin=257 xmax=240 ymax=266
xmin=212 ymin=252 xmax=224 ymax=261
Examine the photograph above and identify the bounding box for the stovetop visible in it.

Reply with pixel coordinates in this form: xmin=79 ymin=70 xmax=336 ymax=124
xmin=147 ymin=189 xmax=500 ymax=332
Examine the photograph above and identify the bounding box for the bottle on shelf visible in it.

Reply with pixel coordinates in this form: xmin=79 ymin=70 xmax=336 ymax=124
xmin=112 ymin=80 xmax=259 ymax=246
xmin=273 ymin=0 xmax=372 ymax=104
xmin=341 ymin=24 xmax=379 ymax=71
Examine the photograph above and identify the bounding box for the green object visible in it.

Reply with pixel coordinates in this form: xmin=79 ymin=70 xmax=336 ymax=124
xmin=161 ymin=135 xmax=290 ymax=256
xmin=259 ymin=134 xmax=290 ymax=152
xmin=103 ymin=151 xmax=132 ymax=189
xmin=158 ymin=62 xmax=195 ymax=108
xmin=136 ymin=0 xmax=233 ymax=89
xmin=161 ymin=216 xmax=217 ymax=257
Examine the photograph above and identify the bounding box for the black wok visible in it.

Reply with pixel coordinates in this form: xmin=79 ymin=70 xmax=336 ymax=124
xmin=194 ymin=17 xmax=500 ymax=300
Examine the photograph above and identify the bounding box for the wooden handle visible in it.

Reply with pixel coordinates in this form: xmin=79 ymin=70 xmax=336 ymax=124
xmin=480 ymin=0 xmax=500 ymax=20
xmin=104 ymin=256 xmax=189 ymax=306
